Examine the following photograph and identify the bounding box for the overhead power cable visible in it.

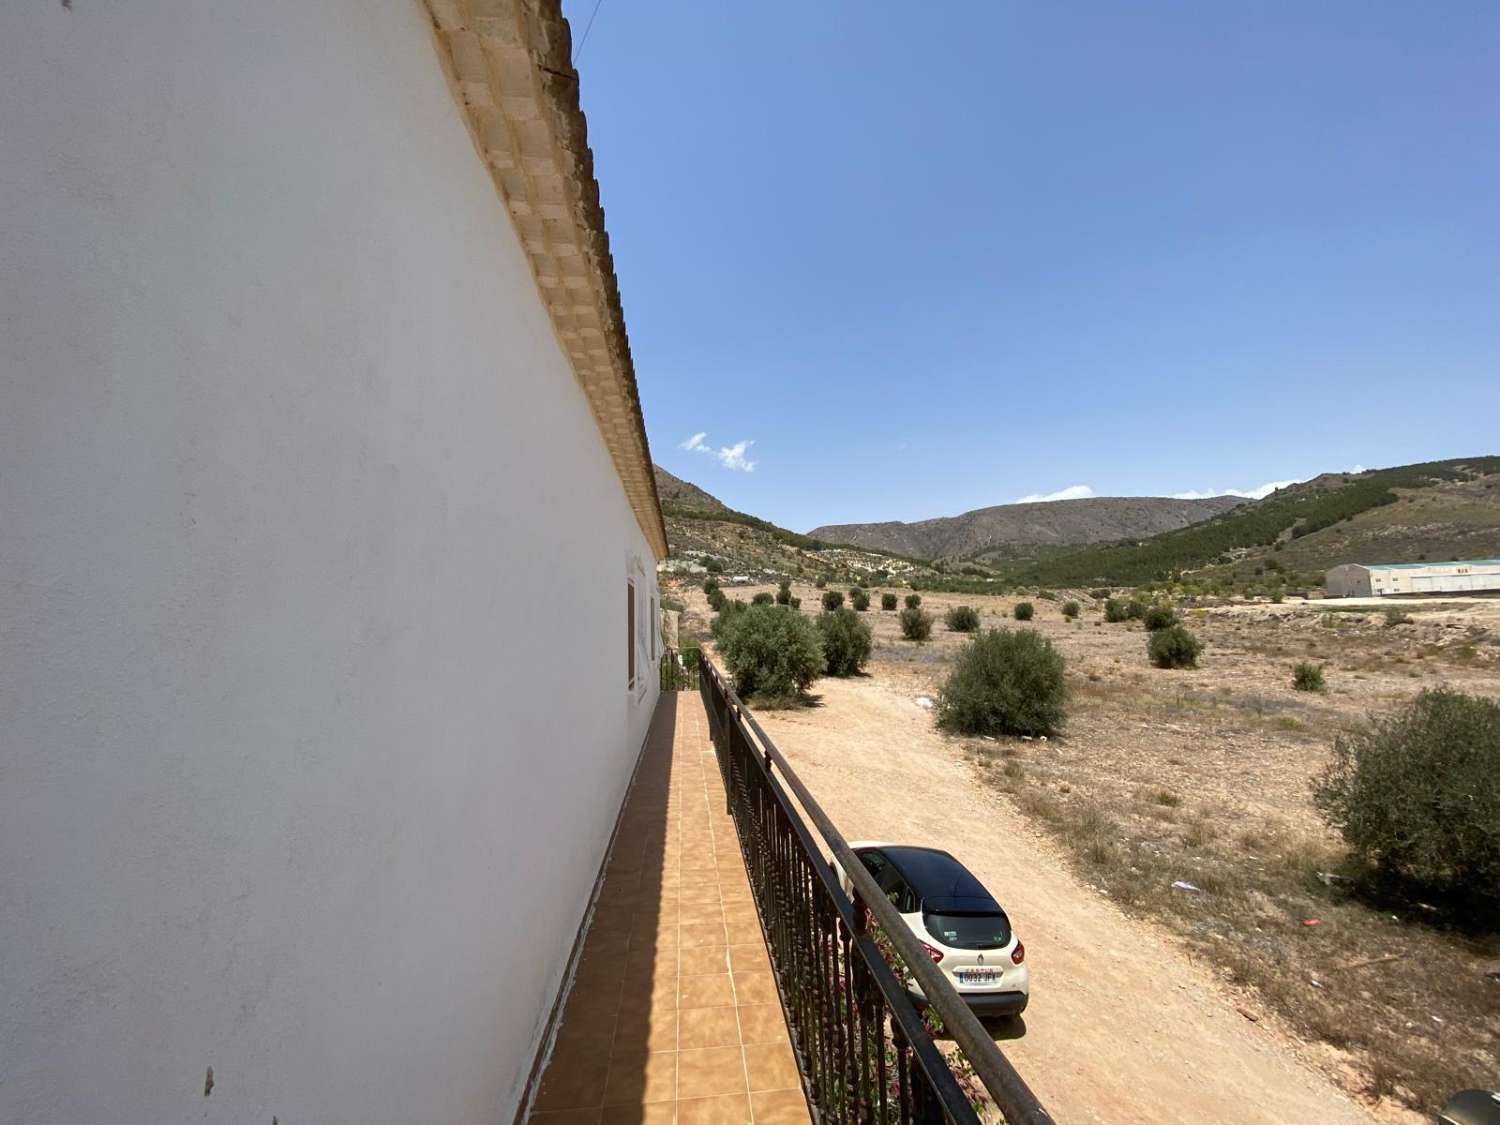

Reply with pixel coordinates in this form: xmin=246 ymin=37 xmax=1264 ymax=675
xmin=573 ymin=0 xmax=605 ymax=64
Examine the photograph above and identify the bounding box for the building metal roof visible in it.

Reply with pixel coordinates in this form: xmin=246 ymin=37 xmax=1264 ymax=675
xmin=421 ymin=0 xmax=668 ymax=559
xmin=1363 ymin=559 xmax=1500 ymax=570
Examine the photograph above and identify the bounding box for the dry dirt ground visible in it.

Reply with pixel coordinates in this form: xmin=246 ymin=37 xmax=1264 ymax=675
xmin=672 ymin=582 xmax=1500 ymax=1124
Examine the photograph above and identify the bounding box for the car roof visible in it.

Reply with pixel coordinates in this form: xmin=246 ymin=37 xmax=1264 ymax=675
xmin=866 ymin=845 xmax=1003 ymax=915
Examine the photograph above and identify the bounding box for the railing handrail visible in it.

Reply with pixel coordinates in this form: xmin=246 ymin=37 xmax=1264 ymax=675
xmin=701 ymin=656 xmax=1053 ymax=1125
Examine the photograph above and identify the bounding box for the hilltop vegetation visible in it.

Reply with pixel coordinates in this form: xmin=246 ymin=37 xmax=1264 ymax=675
xmin=655 ymin=466 xmax=921 ymax=582
xmin=811 ymin=495 xmax=1243 ymax=561
xmin=661 ymin=456 xmax=1500 ymax=597
xmin=1004 ymin=457 xmax=1500 ymax=588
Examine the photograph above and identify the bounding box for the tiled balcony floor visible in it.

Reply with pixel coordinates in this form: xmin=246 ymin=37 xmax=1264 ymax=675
xmin=529 ymin=693 xmax=811 ymax=1125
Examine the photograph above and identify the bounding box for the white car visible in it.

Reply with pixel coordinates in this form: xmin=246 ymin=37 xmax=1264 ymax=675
xmin=835 ymin=842 xmax=1029 ymax=1017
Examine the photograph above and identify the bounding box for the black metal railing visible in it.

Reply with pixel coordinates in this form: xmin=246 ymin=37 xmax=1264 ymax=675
xmin=659 ymin=647 xmax=701 ymax=691
xmin=698 ymin=657 xmax=1052 ymax=1125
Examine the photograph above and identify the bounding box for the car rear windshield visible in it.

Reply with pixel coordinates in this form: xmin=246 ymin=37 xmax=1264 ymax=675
xmin=923 ymin=911 xmax=1011 ymax=950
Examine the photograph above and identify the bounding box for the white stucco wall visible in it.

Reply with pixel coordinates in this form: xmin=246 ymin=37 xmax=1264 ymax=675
xmin=0 ymin=3 xmax=660 ymax=1122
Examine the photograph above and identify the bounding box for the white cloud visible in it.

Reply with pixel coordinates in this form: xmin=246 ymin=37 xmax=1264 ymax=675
xmin=1170 ymin=478 xmax=1300 ymax=501
xmin=1014 ymin=484 xmax=1095 ymax=504
xmin=1348 ymin=464 xmax=1366 ymax=474
xmin=679 ymin=432 xmax=757 ymax=472
xmin=713 ymin=440 xmax=757 ymax=472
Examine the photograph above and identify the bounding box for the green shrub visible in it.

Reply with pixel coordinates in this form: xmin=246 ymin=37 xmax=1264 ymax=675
xmin=790 ymin=596 xmax=801 ymax=609
xmin=850 ymin=589 xmax=871 ymax=612
xmin=1103 ymin=598 xmax=1129 ymax=623
xmin=814 ymin=577 xmax=827 ymax=589
xmin=1142 ymin=605 xmax=1177 ymax=631
xmin=1012 ymin=602 xmax=1034 ymax=621
xmin=776 ymin=579 xmax=792 ymax=606
xmin=945 ymin=605 xmax=980 ymax=632
xmin=1314 ymin=689 xmax=1500 ymax=903
xmin=817 ymin=608 xmax=873 ymax=676
xmin=848 ymin=586 xmax=865 ymax=600
xmin=1148 ymin=625 xmax=1202 ymax=669
xmin=710 ymin=597 xmax=746 ymax=640
xmin=704 ymin=558 xmax=724 ymax=575
xmin=821 ymin=590 xmax=845 ymax=612
xmin=1090 ymin=588 xmax=1111 ymax=601
xmin=718 ymin=604 xmax=823 ymax=705
xmin=881 ymin=593 xmax=898 ymax=611
xmin=1384 ymin=606 xmax=1413 ymax=627
xmin=935 ymin=628 xmax=1067 ymax=737
xmin=1061 ymin=600 xmax=1080 ymax=619
xmin=899 ymin=606 xmax=934 ymax=641
xmin=661 ymin=596 xmax=686 ymax=614
xmin=1125 ymin=599 xmax=1148 ymax=621
xmin=904 ymin=593 xmax=922 ymax=609
xmin=703 ymin=578 xmax=720 ymax=595
xmin=707 ymin=588 xmax=727 ymax=613
xmin=1292 ymin=661 xmax=1325 ymax=692
xmin=751 ymin=591 xmax=774 ymax=606
xmin=1037 ymin=589 xmax=1057 ymax=601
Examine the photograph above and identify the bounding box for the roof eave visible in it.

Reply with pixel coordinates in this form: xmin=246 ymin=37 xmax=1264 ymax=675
xmin=422 ymin=0 xmax=668 ymax=560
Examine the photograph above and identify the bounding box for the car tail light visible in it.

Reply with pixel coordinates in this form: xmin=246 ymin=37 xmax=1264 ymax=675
xmin=1011 ymin=940 xmax=1025 ymax=965
xmin=919 ymin=941 xmax=944 ymax=964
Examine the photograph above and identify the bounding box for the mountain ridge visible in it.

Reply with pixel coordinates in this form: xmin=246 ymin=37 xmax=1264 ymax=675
xmin=810 ymin=495 xmax=1245 ymax=560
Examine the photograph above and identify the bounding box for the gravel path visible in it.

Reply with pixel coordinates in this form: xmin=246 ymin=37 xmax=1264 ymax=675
xmin=750 ymin=674 xmax=1379 ymax=1125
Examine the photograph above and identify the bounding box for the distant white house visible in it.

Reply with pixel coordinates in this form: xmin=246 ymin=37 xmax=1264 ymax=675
xmin=1326 ymin=559 xmax=1500 ymax=597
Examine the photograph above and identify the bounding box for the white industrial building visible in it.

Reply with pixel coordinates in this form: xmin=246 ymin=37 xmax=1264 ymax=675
xmin=1326 ymin=559 xmax=1500 ymax=597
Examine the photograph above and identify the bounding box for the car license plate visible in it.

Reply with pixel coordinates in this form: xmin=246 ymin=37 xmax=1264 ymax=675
xmin=958 ymin=969 xmax=998 ymax=985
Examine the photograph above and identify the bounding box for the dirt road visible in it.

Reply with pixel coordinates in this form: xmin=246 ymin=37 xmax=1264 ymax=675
xmin=751 ymin=674 xmax=1379 ymax=1125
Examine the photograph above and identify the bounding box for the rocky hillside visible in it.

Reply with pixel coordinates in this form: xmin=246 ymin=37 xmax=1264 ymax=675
xmin=655 ymin=466 xmax=921 ymax=582
xmin=810 ymin=495 xmax=1244 ymax=561
xmin=1005 ymin=456 xmax=1500 ymax=587
xmin=653 ymin=465 xmax=726 ymax=513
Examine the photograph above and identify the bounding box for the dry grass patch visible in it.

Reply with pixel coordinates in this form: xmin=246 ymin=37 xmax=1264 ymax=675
xmin=975 ymin=737 xmax=1499 ymax=1115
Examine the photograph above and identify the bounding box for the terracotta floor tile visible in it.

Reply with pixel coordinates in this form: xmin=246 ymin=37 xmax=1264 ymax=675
xmin=533 ymin=1049 xmax=610 ymax=1111
xmin=677 ymin=1005 xmax=742 ymax=1050
xmin=625 ymin=944 xmax=678 ymax=979
xmin=726 ymin=945 xmax=769 ymax=975
xmin=603 ymin=1050 xmax=676 ymax=1105
xmin=675 ymin=1093 xmax=753 ymax=1124
xmin=676 ymin=1046 xmax=747 ymax=1099
xmin=734 ymin=1003 xmax=789 ymax=1047
xmin=553 ymin=1011 xmax=618 ymax=1056
xmin=730 ymin=970 xmax=777 ymax=1007
xmin=527 ymin=696 xmax=803 ymax=1123
xmin=678 ymin=946 xmax=729 ymax=977
xmin=679 ymin=922 xmax=727 ymax=949
xmin=750 ymin=1089 xmax=812 ymax=1123
xmin=724 ymin=920 xmax=763 ymax=947
xmin=618 ymin=990 xmax=676 ymax=1025
xmin=743 ymin=1041 xmax=799 ymax=1093
xmin=600 ymin=1103 xmax=674 ymax=1124
xmin=620 ymin=1007 xmax=676 ymax=1053
xmin=678 ymin=973 xmax=734 ymax=1010
xmin=678 ymin=904 xmax=724 ymax=927
xmin=531 ymin=1109 xmax=603 ymax=1124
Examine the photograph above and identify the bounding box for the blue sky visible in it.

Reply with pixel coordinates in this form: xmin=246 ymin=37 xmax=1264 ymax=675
xmin=563 ymin=1 xmax=1500 ymax=531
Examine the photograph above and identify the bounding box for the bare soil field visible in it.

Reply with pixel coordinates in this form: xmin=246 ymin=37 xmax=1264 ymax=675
xmin=673 ymin=582 xmax=1500 ymax=1122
